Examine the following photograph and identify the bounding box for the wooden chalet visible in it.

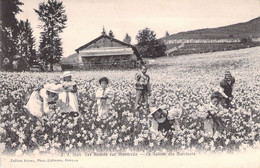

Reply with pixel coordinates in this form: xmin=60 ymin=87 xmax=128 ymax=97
xmin=75 ymin=34 xmax=141 ymax=69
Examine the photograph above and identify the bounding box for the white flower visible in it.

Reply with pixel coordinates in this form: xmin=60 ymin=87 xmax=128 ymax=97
xmin=11 ymin=143 xmax=16 ymax=147
xmin=21 ymin=144 xmax=27 ymax=151
xmin=77 ymin=142 xmax=83 ymax=147
xmin=65 ymin=146 xmax=70 ymax=151
xmin=111 ymin=140 xmax=116 ymax=145
xmin=65 ymin=140 xmax=70 ymax=145
xmin=39 ymin=146 xmax=45 ymax=152
xmin=44 ymin=134 xmax=48 ymax=140
xmin=149 ymin=142 xmax=154 ymax=147
xmin=124 ymin=136 xmax=130 ymax=141
xmin=134 ymin=139 xmax=139 ymax=146
xmin=198 ymin=137 xmax=204 ymax=143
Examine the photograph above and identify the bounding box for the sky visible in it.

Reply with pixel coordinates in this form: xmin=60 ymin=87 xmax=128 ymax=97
xmin=17 ymin=0 xmax=260 ymax=57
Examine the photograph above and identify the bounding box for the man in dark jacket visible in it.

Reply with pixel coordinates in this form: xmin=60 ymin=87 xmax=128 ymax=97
xmin=219 ymin=70 xmax=235 ymax=108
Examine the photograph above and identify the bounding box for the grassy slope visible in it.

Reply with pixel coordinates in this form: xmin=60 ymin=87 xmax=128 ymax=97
xmin=161 ymin=17 xmax=260 ymax=40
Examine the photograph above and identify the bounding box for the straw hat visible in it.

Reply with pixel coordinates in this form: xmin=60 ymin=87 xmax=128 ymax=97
xmin=149 ymin=107 xmax=160 ymax=116
xmin=44 ymin=83 xmax=62 ymax=93
xmin=62 ymin=71 xmax=72 ymax=78
xmin=148 ymin=105 xmax=166 ymax=116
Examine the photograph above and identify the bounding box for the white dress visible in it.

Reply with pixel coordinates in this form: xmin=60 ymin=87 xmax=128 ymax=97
xmin=25 ymin=89 xmax=50 ymax=117
xmin=58 ymin=81 xmax=79 ymax=112
xmin=95 ymin=87 xmax=113 ymax=118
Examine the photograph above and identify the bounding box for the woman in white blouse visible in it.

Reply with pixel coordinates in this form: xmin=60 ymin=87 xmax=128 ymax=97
xmin=25 ymin=83 xmax=62 ymax=118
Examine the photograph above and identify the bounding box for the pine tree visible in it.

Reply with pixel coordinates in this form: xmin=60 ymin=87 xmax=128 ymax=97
xmin=0 ymin=0 xmax=24 ymax=71
xmin=101 ymin=26 xmax=106 ymax=35
xmin=165 ymin=31 xmax=170 ymax=37
xmin=136 ymin=27 xmax=166 ymax=58
xmin=17 ymin=19 xmax=36 ymax=65
xmin=35 ymin=0 xmax=67 ymax=71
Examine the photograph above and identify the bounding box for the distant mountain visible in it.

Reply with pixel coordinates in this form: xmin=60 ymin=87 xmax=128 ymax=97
xmin=159 ymin=17 xmax=260 ymax=56
xmin=161 ymin=17 xmax=260 ymax=40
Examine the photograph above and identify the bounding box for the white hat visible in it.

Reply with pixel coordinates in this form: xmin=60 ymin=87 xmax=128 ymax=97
xmin=168 ymin=107 xmax=182 ymax=120
xmin=148 ymin=105 xmax=166 ymax=116
xmin=62 ymin=71 xmax=72 ymax=78
xmin=149 ymin=107 xmax=160 ymax=116
xmin=44 ymin=83 xmax=62 ymax=93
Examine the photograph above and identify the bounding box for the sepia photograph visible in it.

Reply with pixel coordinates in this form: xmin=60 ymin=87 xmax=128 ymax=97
xmin=0 ymin=0 xmax=260 ymax=167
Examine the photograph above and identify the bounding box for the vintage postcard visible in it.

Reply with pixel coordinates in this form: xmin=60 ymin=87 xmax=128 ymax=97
xmin=0 ymin=0 xmax=260 ymax=168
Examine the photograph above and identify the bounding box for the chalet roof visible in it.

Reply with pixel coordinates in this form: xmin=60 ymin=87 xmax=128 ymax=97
xmin=75 ymin=34 xmax=141 ymax=60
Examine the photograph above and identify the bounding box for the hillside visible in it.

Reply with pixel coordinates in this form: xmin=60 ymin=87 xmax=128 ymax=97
xmin=162 ymin=17 xmax=260 ymax=40
xmin=159 ymin=17 xmax=260 ymax=56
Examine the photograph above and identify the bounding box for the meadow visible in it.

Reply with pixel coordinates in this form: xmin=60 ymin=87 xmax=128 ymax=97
xmin=0 ymin=47 xmax=259 ymax=155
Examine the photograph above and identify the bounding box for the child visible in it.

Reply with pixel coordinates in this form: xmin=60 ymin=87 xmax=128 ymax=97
xmin=95 ymin=77 xmax=113 ymax=119
xmin=135 ymin=65 xmax=151 ymax=110
xmin=58 ymin=71 xmax=79 ymax=117
xmin=25 ymin=83 xmax=62 ymax=118
xmin=148 ymin=105 xmax=182 ymax=132
xmin=203 ymin=91 xmax=226 ymax=137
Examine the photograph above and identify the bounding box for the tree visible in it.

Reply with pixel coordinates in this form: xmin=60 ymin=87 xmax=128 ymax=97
xmin=0 ymin=0 xmax=24 ymax=71
xmin=165 ymin=31 xmax=170 ymax=37
xmin=101 ymin=26 xmax=106 ymax=35
xmin=108 ymin=30 xmax=115 ymax=38
xmin=123 ymin=33 xmax=131 ymax=44
xmin=17 ymin=19 xmax=36 ymax=65
xmin=136 ymin=27 xmax=166 ymax=58
xmin=240 ymin=37 xmax=253 ymax=44
xmin=34 ymin=0 xmax=67 ymax=71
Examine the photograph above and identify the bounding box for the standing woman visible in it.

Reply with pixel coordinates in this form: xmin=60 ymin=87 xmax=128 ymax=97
xmin=59 ymin=71 xmax=79 ymax=116
xmin=25 ymin=83 xmax=62 ymax=118
xmin=95 ymin=77 xmax=114 ymax=119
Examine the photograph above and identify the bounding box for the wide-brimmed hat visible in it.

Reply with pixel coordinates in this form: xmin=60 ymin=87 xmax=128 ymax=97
xmin=168 ymin=107 xmax=182 ymax=120
xmin=62 ymin=71 xmax=72 ymax=78
xmin=149 ymin=107 xmax=160 ymax=116
xmin=44 ymin=83 xmax=62 ymax=94
xmin=148 ymin=105 xmax=166 ymax=116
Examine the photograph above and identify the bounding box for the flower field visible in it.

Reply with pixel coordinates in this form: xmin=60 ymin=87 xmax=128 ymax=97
xmin=0 ymin=47 xmax=260 ymax=155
